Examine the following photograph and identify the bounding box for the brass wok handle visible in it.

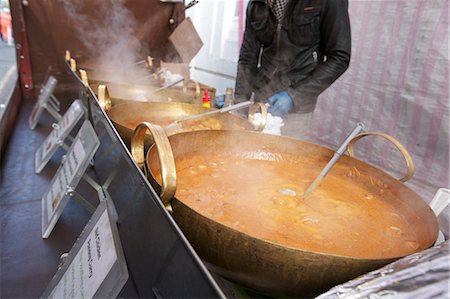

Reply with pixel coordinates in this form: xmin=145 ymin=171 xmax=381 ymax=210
xmin=347 ymin=132 xmax=415 ymax=182
xmin=194 ymin=80 xmax=201 ymax=98
xmin=79 ymin=69 xmax=89 ymax=87
xmin=65 ymin=50 xmax=71 ymax=62
xmin=98 ymin=85 xmax=112 ymax=111
xmin=70 ymin=58 xmax=77 ymax=72
xmin=248 ymin=102 xmax=268 ymax=131
xmin=183 ymin=80 xmax=201 ymax=98
xmin=131 ymin=122 xmax=177 ymax=205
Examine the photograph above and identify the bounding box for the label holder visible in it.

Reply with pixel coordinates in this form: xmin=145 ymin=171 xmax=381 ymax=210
xmin=29 ymin=76 xmax=62 ymax=129
xmin=35 ymin=99 xmax=86 ymax=173
xmin=41 ymin=200 xmax=129 ymax=299
xmin=41 ymin=120 xmax=101 ymax=239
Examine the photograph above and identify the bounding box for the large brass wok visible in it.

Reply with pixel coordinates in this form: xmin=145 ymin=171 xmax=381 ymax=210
xmin=131 ymin=123 xmax=438 ymax=296
xmin=131 ymin=124 xmax=439 ymax=296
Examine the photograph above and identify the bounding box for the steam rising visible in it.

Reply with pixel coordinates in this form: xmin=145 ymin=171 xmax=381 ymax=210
xmin=59 ymin=0 xmax=152 ymax=85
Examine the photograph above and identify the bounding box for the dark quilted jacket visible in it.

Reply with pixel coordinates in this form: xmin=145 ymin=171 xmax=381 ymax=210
xmin=235 ymin=0 xmax=351 ymax=113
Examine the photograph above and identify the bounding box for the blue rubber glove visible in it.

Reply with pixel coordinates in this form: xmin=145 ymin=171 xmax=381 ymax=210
xmin=267 ymin=91 xmax=294 ymax=117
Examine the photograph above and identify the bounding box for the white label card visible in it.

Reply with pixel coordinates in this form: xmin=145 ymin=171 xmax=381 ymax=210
xmin=44 ymin=138 xmax=86 ymax=222
xmin=29 ymin=76 xmax=58 ymax=129
xmin=49 ymin=210 xmax=116 ymax=298
xmin=35 ymin=99 xmax=85 ymax=173
xmin=42 ymin=202 xmax=129 ymax=299
xmin=41 ymin=120 xmax=100 ymax=238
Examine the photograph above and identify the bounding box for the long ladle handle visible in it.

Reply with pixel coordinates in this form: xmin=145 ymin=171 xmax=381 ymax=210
xmin=347 ymin=132 xmax=415 ymax=182
xmin=131 ymin=122 xmax=177 ymax=205
xmin=304 ymin=122 xmax=365 ymax=196
xmin=317 ymin=122 xmax=365 ymax=176
xmin=175 ymin=101 xmax=254 ymax=124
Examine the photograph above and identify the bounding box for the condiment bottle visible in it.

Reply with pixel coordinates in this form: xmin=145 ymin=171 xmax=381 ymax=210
xmin=202 ymin=89 xmax=211 ymax=108
xmin=224 ymin=87 xmax=234 ymax=107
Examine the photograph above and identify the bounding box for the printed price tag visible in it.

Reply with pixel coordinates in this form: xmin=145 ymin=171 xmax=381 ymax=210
xmin=41 ymin=120 xmax=100 ymax=238
xmin=41 ymin=201 xmax=128 ymax=299
xmin=29 ymin=76 xmax=58 ymax=129
xmin=35 ymin=100 xmax=85 ymax=173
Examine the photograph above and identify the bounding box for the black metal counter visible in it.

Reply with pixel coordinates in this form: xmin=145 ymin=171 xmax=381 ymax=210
xmin=0 ymin=67 xmax=225 ymax=298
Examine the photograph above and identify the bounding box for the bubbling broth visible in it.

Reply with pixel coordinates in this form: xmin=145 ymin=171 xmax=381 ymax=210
xmin=154 ymin=155 xmax=421 ymax=259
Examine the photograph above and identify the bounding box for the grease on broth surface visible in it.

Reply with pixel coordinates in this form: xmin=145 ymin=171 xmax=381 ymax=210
xmin=155 ymin=155 xmax=420 ymax=259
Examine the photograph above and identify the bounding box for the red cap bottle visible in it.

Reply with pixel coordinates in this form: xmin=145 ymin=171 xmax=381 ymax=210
xmin=201 ymin=89 xmax=211 ymax=108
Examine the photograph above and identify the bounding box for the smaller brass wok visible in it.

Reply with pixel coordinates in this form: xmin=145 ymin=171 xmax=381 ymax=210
xmin=84 ymin=70 xmax=203 ymax=103
xmin=76 ymin=61 xmax=212 ymax=103
xmin=107 ymin=101 xmax=262 ymax=148
xmin=131 ymin=124 xmax=439 ymax=297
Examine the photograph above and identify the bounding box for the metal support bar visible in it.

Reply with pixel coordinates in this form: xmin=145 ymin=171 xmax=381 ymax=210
xmin=82 ymin=173 xmax=102 ymax=191
xmin=100 ymin=188 xmax=119 ymax=223
xmin=69 ymin=190 xmax=96 ymax=214
xmin=66 ymin=134 xmax=75 ymax=142
xmin=43 ymin=103 xmax=62 ymax=121
xmin=103 ymin=167 xmax=118 ymax=190
xmin=49 ymin=95 xmax=61 ymax=111
xmin=58 ymin=140 xmax=70 ymax=152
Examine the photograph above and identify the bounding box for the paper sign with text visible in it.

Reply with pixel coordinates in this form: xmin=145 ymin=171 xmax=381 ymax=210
xmin=41 ymin=120 xmax=100 ymax=238
xmin=41 ymin=201 xmax=128 ymax=299
xmin=35 ymin=99 xmax=85 ymax=173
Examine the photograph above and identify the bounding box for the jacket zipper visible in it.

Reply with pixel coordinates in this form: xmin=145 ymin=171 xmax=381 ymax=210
xmin=276 ymin=23 xmax=282 ymax=52
xmin=257 ymin=44 xmax=264 ymax=68
xmin=312 ymin=51 xmax=318 ymax=63
xmin=257 ymin=21 xmax=282 ymax=68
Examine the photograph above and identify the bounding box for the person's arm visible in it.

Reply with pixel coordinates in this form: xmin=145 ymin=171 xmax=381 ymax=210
xmin=235 ymin=4 xmax=261 ymax=102
xmin=290 ymin=0 xmax=351 ymax=98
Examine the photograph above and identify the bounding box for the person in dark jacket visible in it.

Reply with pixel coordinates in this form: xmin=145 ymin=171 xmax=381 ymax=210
xmin=235 ymin=0 xmax=351 ymax=138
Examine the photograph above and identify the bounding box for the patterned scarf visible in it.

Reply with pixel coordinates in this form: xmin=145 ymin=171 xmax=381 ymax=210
xmin=267 ymin=0 xmax=289 ymax=23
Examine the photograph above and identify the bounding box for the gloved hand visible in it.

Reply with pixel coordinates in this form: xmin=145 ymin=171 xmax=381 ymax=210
xmin=267 ymin=91 xmax=294 ymax=117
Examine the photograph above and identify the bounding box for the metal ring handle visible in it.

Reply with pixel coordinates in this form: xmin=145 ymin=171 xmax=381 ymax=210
xmin=97 ymin=85 xmax=112 ymax=111
xmin=79 ymin=69 xmax=89 ymax=87
xmin=193 ymin=80 xmax=201 ymax=98
xmin=248 ymin=102 xmax=267 ymax=131
xmin=65 ymin=50 xmax=71 ymax=62
xmin=131 ymin=122 xmax=177 ymax=205
xmin=347 ymin=132 xmax=415 ymax=182
xmin=182 ymin=80 xmax=201 ymax=98
xmin=70 ymin=58 xmax=77 ymax=72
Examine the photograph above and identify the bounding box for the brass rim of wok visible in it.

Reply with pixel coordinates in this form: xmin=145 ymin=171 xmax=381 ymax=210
xmin=132 ymin=123 xmax=416 ymax=203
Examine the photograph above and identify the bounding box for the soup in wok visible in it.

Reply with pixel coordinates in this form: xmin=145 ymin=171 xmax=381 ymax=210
xmin=156 ymin=153 xmax=422 ymax=259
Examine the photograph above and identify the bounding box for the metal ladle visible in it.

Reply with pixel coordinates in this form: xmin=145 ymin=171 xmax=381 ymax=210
xmin=303 ymin=122 xmax=365 ymax=196
xmin=277 ymin=122 xmax=365 ymax=197
xmin=164 ymin=100 xmax=255 ymax=135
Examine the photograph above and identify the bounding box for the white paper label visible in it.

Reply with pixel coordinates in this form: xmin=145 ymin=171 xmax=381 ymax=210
xmin=44 ymin=139 xmax=86 ymax=222
xmin=48 ymin=210 xmax=117 ymax=299
xmin=41 ymin=101 xmax=83 ymax=160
